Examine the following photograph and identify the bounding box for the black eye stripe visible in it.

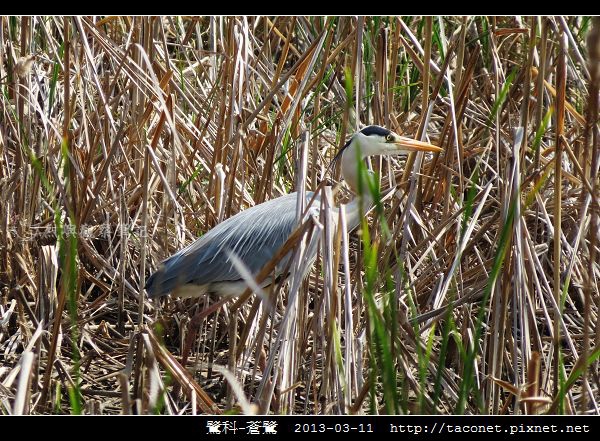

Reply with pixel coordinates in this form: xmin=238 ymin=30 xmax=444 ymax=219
xmin=330 ymin=125 xmax=393 ymax=171
xmin=359 ymin=125 xmax=390 ymax=137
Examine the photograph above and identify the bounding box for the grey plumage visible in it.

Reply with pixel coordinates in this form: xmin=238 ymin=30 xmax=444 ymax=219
xmin=145 ymin=192 xmax=315 ymax=298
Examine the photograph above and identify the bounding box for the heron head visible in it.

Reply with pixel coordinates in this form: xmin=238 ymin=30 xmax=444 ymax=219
xmin=353 ymin=125 xmax=442 ymax=156
xmin=331 ymin=125 xmax=441 ymax=194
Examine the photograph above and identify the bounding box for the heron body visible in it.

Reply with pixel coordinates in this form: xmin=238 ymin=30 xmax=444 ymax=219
xmin=145 ymin=126 xmax=441 ymax=299
xmin=145 ymin=191 xmax=317 ymax=298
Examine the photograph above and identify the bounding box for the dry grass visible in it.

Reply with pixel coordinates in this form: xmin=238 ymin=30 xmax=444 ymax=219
xmin=0 ymin=16 xmax=598 ymax=415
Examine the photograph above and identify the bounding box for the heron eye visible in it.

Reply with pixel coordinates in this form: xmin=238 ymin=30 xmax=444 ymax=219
xmin=386 ymin=134 xmax=394 ymax=142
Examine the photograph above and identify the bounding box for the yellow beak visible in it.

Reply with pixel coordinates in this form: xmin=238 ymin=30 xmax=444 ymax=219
xmin=394 ymin=136 xmax=442 ymax=153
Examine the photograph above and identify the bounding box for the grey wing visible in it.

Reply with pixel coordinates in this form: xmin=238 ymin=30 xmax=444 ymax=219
xmin=145 ymin=192 xmax=314 ymax=298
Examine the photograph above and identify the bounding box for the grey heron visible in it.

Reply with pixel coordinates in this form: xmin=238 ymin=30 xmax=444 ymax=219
xmin=145 ymin=125 xmax=441 ymax=299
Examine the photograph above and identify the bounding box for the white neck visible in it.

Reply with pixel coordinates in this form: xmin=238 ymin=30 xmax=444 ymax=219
xmin=340 ymin=136 xmax=374 ymax=230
